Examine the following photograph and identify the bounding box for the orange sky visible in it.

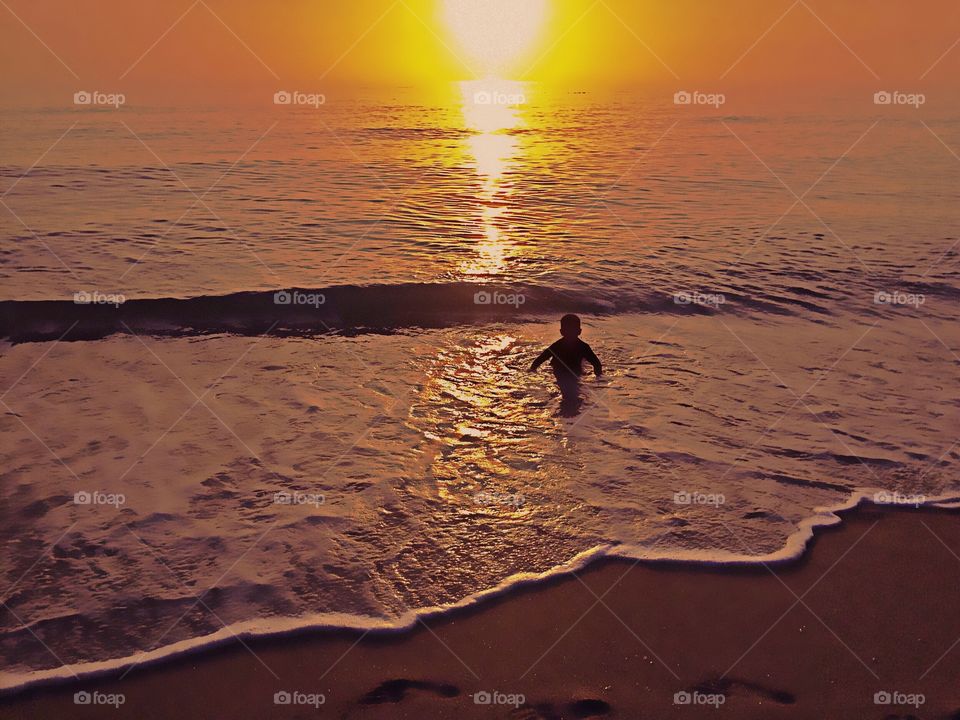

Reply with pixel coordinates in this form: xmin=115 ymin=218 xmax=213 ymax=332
xmin=1 ymin=0 xmax=959 ymax=105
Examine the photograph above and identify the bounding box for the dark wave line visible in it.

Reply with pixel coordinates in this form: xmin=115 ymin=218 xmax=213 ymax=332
xmin=0 ymin=282 xmax=717 ymax=343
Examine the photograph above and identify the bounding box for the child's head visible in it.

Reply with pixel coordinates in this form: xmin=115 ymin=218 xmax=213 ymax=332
xmin=560 ymin=314 xmax=581 ymax=338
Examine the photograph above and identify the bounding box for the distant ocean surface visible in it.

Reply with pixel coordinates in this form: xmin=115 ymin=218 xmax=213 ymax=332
xmin=2 ymin=86 xmax=959 ymax=691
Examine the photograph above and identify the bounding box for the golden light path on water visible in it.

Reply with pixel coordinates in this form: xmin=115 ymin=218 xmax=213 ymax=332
xmin=457 ymin=79 xmax=529 ymax=277
xmin=414 ymin=79 xmax=553 ymax=515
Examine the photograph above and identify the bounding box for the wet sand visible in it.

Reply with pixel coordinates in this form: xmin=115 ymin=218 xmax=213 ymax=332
xmin=3 ymin=504 xmax=960 ymax=719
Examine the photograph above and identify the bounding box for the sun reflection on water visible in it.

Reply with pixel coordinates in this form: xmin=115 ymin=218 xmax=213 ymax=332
xmin=416 ymin=330 xmax=551 ymax=516
xmin=411 ymin=81 xmax=560 ymax=516
xmin=457 ymin=79 xmax=529 ymax=277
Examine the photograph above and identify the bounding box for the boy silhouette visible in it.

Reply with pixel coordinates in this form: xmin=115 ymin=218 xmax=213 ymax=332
xmin=529 ymin=314 xmax=602 ymax=378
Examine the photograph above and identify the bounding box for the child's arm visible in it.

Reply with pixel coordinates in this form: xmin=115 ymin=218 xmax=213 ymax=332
xmin=583 ymin=343 xmax=602 ymax=376
xmin=529 ymin=347 xmax=552 ymax=371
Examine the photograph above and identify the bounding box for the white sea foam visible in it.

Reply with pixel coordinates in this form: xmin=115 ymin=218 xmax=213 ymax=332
xmin=4 ymin=490 xmax=959 ymax=696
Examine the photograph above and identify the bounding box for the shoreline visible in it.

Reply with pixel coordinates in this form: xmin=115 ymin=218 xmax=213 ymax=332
xmin=3 ymin=491 xmax=956 ymax=698
xmin=4 ymin=503 xmax=960 ymax=718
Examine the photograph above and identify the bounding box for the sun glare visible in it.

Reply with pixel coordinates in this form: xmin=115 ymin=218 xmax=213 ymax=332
xmin=442 ymin=0 xmax=549 ymax=76
xmin=456 ymin=79 xmax=528 ymax=277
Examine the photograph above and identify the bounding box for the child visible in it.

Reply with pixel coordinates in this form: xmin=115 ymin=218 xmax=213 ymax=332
xmin=529 ymin=314 xmax=602 ymax=378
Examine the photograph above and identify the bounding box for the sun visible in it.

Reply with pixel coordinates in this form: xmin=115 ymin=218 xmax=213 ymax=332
xmin=442 ymin=0 xmax=549 ymax=76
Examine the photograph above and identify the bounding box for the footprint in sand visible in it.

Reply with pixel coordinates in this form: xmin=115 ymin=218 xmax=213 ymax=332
xmin=359 ymin=678 xmax=460 ymax=705
xmin=358 ymin=681 xmax=611 ymax=719
xmin=694 ymin=676 xmax=796 ymax=705
xmin=510 ymin=698 xmax=612 ymax=719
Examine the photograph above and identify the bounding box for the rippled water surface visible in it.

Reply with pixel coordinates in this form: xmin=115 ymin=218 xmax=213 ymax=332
xmin=2 ymin=88 xmax=959 ymax=688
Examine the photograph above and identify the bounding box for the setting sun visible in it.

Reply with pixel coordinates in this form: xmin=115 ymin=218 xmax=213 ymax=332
xmin=442 ymin=0 xmax=549 ymax=76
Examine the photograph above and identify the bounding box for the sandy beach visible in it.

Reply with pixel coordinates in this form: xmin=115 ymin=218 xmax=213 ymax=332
xmin=3 ymin=503 xmax=958 ymax=719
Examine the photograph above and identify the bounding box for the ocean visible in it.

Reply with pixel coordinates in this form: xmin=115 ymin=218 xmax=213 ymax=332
xmin=1 ymin=83 xmax=958 ymax=691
